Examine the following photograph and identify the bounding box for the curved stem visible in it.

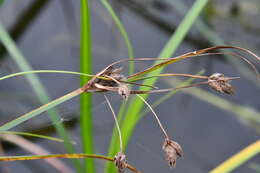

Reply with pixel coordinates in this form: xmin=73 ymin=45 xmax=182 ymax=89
xmin=104 ymin=95 xmax=123 ymax=153
xmin=0 ymin=70 xmax=94 ymax=81
xmin=136 ymin=94 xmax=169 ymax=139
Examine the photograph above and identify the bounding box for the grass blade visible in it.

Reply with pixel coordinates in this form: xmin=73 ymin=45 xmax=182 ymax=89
xmin=80 ymin=0 xmax=95 ymax=172
xmin=0 ymin=70 xmax=94 ymax=81
xmin=106 ymin=0 xmax=208 ymax=172
xmin=0 ymin=22 xmax=82 ymax=172
xmin=0 ymin=131 xmax=66 ymax=143
xmin=0 ymin=88 xmax=84 ymax=131
xmin=100 ymin=0 xmax=134 ymax=74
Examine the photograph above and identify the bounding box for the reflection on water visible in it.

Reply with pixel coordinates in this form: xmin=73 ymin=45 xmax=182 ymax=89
xmin=0 ymin=0 xmax=260 ymax=172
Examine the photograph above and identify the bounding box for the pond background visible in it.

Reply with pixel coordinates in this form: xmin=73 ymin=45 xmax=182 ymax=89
xmin=0 ymin=0 xmax=260 ymax=172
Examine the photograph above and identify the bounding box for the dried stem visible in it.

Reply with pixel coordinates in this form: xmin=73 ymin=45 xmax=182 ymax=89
xmin=1 ymin=134 xmax=72 ymax=173
xmin=136 ymin=94 xmax=169 ymax=139
xmin=127 ymin=51 xmax=260 ymax=79
xmin=131 ymin=77 xmax=240 ymax=94
xmin=104 ymin=94 xmax=123 ymax=153
xmin=0 ymin=154 xmax=140 ymax=173
xmin=121 ymin=80 xmax=158 ymax=89
xmin=129 ymin=73 xmax=208 ymax=82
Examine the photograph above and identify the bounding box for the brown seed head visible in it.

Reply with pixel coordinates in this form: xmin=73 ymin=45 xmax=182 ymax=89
xmin=95 ymin=66 xmax=126 ymax=87
xmin=110 ymin=67 xmax=126 ymax=81
xmin=114 ymin=152 xmax=127 ymax=173
xmin=208 ymin=73 xmax=235 ymax=94
xmin=162 ymin=138 xmax=183 ymax=167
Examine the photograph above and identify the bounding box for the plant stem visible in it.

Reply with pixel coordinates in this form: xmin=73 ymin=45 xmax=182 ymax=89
xmin=100 ymin=0 xmax=134 ymax=75
xmin=136 ymin=94 xmax=169 ymax=139
xmin=80 ymin=0 xmax=95 ymax=172
xmin=104 ymin=95 xmax=123 ymax=153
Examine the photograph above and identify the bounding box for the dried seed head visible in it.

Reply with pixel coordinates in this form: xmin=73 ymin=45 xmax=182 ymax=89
xmin=118 ymin=84 xmax=130 ymax=100
xmin=110 ymin=67 xmax=126 ymax=81
xmin=96 ymin=66 xmax=126 ymax=87
xmin=114 ymin=152 xmax=127 ymax=173
xmin=208 ymin=73 xmax=235 ymax=94
xmin=162 ymin=138 xmax=183 ymax=167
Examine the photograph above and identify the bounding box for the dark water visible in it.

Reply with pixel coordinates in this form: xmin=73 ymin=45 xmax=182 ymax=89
xmin=0 ymin=0 xmax=260 ymax=173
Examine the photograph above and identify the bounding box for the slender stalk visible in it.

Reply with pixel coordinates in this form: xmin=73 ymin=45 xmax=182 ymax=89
xmin=104 ymin=95 xmax=123 ymax=153
xmin=0 ymin=154 xmax=140 ymax=173
xmin=100 ymin=0 xmax=134 ymax=75
xmin=129 ymin=73 xmax=208 ymax=82
xmin=136 ymin=94 xmax=169 ymax=139
xmin=80 ymin=0 xmax=95 ymax=172
xmin=139 ymin=71 xmax=205 ymax=117
xmin=0 ymin=70 xmax=94 ymax=81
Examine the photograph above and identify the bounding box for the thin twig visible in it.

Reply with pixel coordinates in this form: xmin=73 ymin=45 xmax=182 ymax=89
xmin=104 ymin=94 xmax=123 ymax=153
xmin=136 ymin=94 xmax=169 ymax=139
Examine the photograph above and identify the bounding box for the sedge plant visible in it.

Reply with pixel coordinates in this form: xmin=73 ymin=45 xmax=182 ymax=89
xmin=0 ymin=45 xmax=259 ymax=173
xmin=0 ymin=0 xmax=260 ymax=172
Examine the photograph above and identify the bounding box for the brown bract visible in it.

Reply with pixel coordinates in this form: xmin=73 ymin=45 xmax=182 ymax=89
xmin=118 ymin=84 xmax=130 ymax=100
xmin=162 ymin=138 xmax=183 ymax=167
xmin=114 ymin=152 xmax=127 ymax=173
xmin=208 ymin=73 xmax=235 ymax=94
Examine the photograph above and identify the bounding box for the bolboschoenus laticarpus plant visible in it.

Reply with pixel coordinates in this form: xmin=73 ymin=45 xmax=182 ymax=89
xmin=0 ymin=46 xmax=259 ymax=172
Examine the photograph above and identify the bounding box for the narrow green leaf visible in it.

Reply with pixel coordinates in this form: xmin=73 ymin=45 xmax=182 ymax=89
xmin=0 ymin=131 xmax=65 ymax=143
xmin=0 ymin=70 xmax=94 ymax=81
xmin=100 ymin=0 xmax=134 ymax=74
xmin=80 ymin=0 xmax=95 ymax=172
xmin=0 ymin=88 xmax=84 ymax=131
